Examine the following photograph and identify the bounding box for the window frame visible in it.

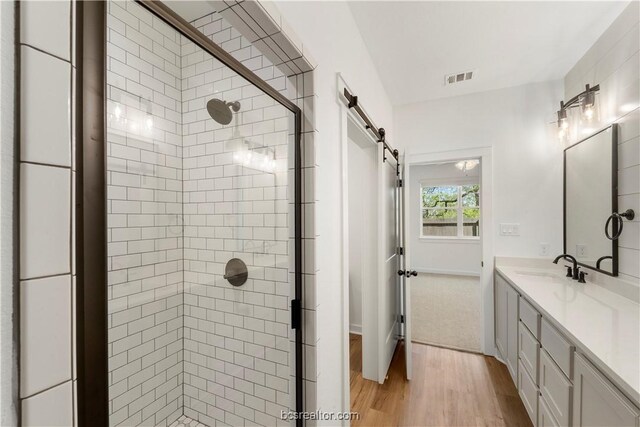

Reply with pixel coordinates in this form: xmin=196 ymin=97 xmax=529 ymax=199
xmin=419 ymin=180 xmax=480 ymax=240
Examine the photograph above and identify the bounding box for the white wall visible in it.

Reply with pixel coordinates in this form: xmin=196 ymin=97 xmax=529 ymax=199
xmin=347 ymin=139 xmax=363 ymax=334
xmin=0 ymin=1 xmax=17 ymax=425
xmin=274 ymin=0 xmax=395 ymax=417
xmin=410 ymin=163 xmax=481 ymax=275
xmin=396 ymin=80 xmax=565 ymax=262
xmin=564 ymin=1 xmax=639 ymax=286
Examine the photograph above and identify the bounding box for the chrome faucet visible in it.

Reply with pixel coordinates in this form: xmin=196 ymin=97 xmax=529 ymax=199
xmin=553 ymin=254 xmax=580 ymax=280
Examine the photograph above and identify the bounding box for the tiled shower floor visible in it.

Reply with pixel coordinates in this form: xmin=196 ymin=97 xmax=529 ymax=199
xmin=169 ymin=415 xmax=209 ymax=427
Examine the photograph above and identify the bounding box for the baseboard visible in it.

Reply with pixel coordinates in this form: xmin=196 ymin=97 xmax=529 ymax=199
xmin=349 ymin=324 xmax=362 ymax=335
xmin=414 ymin=267 xmax=480 ymax=277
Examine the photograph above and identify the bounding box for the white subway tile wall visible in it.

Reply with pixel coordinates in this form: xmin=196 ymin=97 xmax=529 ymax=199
xmin=106 ymin=1 xmax=318 ymax=426
xmin=106 ymin=1 xmax=185 ymax=426
xmin=18 ymin=0 xmax=75 ymax=424
xmin=564 ymin=1 xmax=640 ymax=286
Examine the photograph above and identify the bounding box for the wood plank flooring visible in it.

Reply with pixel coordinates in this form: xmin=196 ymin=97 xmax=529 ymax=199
xmin=350 ymin=334 xmax=533 ymax=427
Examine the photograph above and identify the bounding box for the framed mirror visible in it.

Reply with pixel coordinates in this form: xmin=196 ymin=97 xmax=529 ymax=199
xmin=564 ymin=124 xmax=618 ymax=276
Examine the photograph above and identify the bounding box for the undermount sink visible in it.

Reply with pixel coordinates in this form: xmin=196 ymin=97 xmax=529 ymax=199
xmin=515 ymin=270 xmax=558 ymax=278
xmin=514 ymin=270 xmax=567 ymax=283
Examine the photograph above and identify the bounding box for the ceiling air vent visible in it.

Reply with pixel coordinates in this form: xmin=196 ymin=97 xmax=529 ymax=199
xmin=445 ymin=70 xmax=474 ymax=86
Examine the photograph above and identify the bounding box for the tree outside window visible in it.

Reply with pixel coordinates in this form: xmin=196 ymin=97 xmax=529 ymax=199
xmin=421 ymin=184 xmax=480 ymax=238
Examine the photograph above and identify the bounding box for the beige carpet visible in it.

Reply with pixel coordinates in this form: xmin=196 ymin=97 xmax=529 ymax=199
xmin=411 ymin=273 xmax=481 ymax=353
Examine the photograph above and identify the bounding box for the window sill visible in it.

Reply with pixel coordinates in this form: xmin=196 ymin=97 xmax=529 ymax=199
xmin=418 ymin=237 xmax=481 ymax=244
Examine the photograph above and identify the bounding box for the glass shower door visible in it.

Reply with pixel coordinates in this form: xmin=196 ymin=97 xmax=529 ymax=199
xmin=105 ymin=1 xmax=298 ymax=426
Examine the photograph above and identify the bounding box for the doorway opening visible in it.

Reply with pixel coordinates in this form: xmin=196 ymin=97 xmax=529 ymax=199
xmin=409 ymin=159 xmax=482 ymax=353
xmin=346 ymin=116 xmax=379 ymax=383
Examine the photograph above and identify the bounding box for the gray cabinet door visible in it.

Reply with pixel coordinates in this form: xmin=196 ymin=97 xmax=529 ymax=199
xmin=506 ymin=282 xmax=519 ymax=383
xmin=573 ymin=353 xmax=640 ymax=427
xmin=495 ymin=274 xmax=508 ymax=360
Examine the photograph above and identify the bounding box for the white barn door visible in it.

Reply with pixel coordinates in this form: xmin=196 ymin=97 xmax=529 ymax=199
xmin=378 ymin=148 xmax=401 ymax=383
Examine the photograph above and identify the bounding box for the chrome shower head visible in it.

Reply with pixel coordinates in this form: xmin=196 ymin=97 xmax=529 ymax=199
xmin=206 ymin=98 xmax=241 ymax=125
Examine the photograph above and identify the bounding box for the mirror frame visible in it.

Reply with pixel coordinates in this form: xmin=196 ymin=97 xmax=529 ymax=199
xmin=563 ymin=124 xmax=618 ymax=276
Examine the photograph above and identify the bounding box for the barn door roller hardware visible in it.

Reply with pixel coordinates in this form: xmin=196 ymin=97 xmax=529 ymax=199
xmin=344 ymin=88 xmax=399 ymax=165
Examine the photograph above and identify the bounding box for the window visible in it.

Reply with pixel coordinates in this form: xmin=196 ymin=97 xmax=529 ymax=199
xmin=421 ymin=184 xmax=480 ymax=238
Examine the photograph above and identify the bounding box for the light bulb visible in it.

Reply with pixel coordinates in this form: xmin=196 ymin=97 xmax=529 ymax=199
xmin=114 ymin=105 xmax=122 ymax=119
xmin=558 ymin=127 xmax=566 ymax=141
xmin=581 ymin=91 xmax=595 ymax=121
xmin=145 ymin=116 xmax=153 ymax=130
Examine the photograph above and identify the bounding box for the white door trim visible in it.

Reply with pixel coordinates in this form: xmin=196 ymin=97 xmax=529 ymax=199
xmin=405 ymin=146 xmax=495 ymax=355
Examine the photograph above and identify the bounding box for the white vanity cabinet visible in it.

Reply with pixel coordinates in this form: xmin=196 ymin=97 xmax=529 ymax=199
xmin=495 ymin=273 xmax=519 ymax=384
xmin=572 ymin=353 xmax=640 ymax=427
xmin=495 ymin=274 xmax=508 ymax=361
xmin=494 ymin=269 xmax=640 ymax=427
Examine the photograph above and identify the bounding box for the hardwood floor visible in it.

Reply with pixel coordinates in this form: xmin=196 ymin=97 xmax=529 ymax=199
xmin=349 ymin=334 xmax=533 ymax=427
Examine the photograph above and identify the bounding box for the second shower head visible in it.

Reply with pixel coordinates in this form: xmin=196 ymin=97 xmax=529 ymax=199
xmin=206 ymin=98 xmax=241 ymax=125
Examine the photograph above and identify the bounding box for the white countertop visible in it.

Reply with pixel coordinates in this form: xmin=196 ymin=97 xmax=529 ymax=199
xmin=496 ymin=263 xmax=640 ymax=406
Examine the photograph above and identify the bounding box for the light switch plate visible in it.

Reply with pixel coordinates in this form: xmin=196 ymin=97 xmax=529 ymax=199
xmin=499 ymin=223 xmax=520 ymax=236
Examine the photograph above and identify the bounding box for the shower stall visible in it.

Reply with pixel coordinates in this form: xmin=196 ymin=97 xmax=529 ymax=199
xmin=76 ymin=1 xmax=305 ymax=426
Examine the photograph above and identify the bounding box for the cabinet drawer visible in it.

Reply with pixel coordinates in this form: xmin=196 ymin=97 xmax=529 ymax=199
xmin=519 ymin=320 xmax=540 ymax=385
xmin=541 ymin=318 xmax=573 ymax=378
xmin=518 ymin=360 xmax=539 ymax=426
xmin=540 ymin=349 xmax=572 ymax=426
xmin=520 ymin=297 xmax=541 ymax=339
xmin=539 ymin=396 xmax=560 ymax=427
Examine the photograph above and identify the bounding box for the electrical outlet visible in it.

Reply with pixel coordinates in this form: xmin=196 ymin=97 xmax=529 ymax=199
xmin=576 ymin=244 xmax=587 ymax=258
xmin=500 ymin=223 xmax=520 ymax=236
xmin=540 ymin=243 xmax=550 ymax=256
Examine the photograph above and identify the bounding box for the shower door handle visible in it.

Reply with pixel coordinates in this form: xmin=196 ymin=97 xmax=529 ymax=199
xmin=397 ymin=270 xmax=418 ymax=278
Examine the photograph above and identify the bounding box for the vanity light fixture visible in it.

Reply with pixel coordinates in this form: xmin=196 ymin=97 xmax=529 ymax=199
xmin=556 ymin=84 xmax=600 ymax=140
xmin=557 ymin=104 xmax=568 ymax=140
xmin=581 ymin=90 xmax=596 ymax=121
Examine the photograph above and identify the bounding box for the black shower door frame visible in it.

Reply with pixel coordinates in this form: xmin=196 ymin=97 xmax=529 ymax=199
xmin=75 ymin=1 xmax=304 ymax=425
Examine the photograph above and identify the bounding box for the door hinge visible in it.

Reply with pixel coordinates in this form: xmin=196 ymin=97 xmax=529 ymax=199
xmin=291 ymin=299 xmax=301 ymax=329
xmin=398 ymin=179 xmax=403 ymax=187
xmin=398 ymin=247 xmax=404 ymax=255
xmin=481 ymin=261 xmax=484 ymax=267
xmin=400 ymin=315 xmax=405 ymax=324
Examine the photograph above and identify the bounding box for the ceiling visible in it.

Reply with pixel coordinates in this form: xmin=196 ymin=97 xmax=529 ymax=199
xmin=349 ymin=1 xmax=630 ymax=106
